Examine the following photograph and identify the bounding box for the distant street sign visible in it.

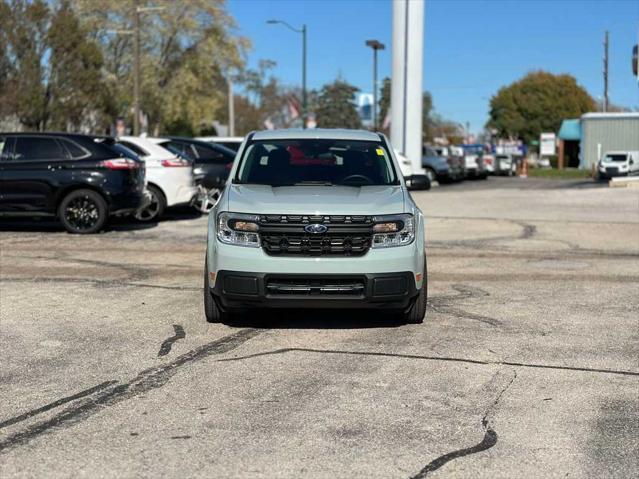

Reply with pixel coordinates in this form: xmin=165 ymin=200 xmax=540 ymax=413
xmin=540 ymin=132 xmax=556 ymax=156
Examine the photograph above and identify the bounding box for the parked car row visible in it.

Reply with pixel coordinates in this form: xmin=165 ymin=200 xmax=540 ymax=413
xmin=0 ymin=131 xmax=526 ymax=234
xmin=0 ymin=132 xmax=240 ymax=233
xmin=423 ymin=145 xmax=518 ymax=183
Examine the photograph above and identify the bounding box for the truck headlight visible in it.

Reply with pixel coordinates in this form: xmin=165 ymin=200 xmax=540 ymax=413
xmin=217 ymin=212 xmax=260 ymax=247
xmin=371 ymin=214 xmax=415 ymax=248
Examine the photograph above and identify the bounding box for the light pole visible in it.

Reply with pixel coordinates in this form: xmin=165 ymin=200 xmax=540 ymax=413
xmin=365 ymin=39 xmax=385 ymax=131
xmin=267 ymin=19 xmax=307 ymax=128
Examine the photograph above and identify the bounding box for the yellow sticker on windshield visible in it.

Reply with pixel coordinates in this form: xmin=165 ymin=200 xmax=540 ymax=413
xmin=376 ymin=148 xmax=384 ymax=156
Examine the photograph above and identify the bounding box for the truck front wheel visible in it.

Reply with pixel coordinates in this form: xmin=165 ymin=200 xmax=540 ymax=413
xmin=204 ymin=256 xmax=229 ymax=323
xmin=403 ymin=262 xmax=427 ymax=324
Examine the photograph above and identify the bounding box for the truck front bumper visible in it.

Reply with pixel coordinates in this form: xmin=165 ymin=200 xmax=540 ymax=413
xmin=211 ymin=271 xmax=419 ymax=311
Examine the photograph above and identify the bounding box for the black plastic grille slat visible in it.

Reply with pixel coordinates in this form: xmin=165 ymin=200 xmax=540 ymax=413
xmin=266 ymin=277 xmax=366 ymax=296
xmin=259 ymin=215 xmax=373 ymax=257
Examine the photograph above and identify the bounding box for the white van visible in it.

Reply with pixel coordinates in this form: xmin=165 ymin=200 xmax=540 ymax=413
xmin=598 ymin=151 xmax=639 ymax=180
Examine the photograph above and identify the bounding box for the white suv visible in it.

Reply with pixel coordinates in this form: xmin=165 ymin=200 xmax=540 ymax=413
xmin=117 ymin=136 xmax=198 ymax=221
xmin=204 ymin=129 xmax=427 ymax=324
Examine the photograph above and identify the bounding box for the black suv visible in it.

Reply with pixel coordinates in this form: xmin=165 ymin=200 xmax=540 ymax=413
xmin=158 ymin=137 xmax=235 ymax=189
xmin=0 ymin=133 xmax=145 ymax=233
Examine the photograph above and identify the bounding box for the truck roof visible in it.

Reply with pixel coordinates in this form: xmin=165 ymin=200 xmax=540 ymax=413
xmin=252 ymin=129 xmax=381 ymax=142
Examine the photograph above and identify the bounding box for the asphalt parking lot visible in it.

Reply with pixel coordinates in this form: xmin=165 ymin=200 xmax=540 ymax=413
xmin=1 ymin=176 xmax=637 ymax=478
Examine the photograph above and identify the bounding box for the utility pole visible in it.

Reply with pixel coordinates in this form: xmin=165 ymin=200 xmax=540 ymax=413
xmin=126 ymin=3 xmax=164 ymax=135
xmin=302 ymin=24 xmax=307 ymax=128
xmin=365 ymin=40 xmax=385 ymax=131
xmin=228 ymin=76 xmax=235 ymax=136
xmin=133 ymin=0 xmax=141 ymax=135
xmin=603 ymin=31 xmax=609 ymax=113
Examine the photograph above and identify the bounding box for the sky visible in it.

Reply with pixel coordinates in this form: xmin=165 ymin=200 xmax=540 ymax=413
xmin=227 ymin=0 xmax=639 ymax=134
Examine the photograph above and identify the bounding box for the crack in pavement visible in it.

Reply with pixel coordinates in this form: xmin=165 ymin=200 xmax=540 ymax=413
xmin=2 ymin=253 xmax=151 ymax=282
xmin=428 ymin=220 xmax=537 ymax=250
xmin=425 ymin=214 xmax=638 ymax=226
xmin=0 ymin=328 xmax=263 ymax=453
xmin=218 ymin=347 xmax=639 ymax=377
xmin=0 ymin=277 xmax=201 ymax=291
xmin=409 ymin=370 xmax=517 ymax=478
xmin=428 ymin=304 xmax=502 ymax=326
xmin=409 ymin=430 xmax=498 ymax=479
xmin=428 ymin=284 xmax=502 ymax=327
xmin=430 ymin=284 xmax=490 ymax=302
xmin=157 ymin=325 xmax=186 ymax=357
xmin=0 ymin=381 xmax=118 ymax=430
xmin=0 ymin=253 xmax=202 ymax=291
xmin=413 ymin=370 xmax=516 ymax=477
xmin=513 ymin=221 xmax=537 ymax=240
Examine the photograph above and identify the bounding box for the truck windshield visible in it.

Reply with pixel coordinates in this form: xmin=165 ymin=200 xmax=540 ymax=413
xmin=235 ymin=139 xmax=399 ymax=187
xmin=604 ymin=154 xmax=627 ymax=162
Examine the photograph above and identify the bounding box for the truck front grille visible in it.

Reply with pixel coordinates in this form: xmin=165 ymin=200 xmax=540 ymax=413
xmin=259 ymin=215 xmax=373 ymax=257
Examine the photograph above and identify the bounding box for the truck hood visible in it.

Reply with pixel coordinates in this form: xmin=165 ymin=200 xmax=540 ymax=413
xmin=225 ymin=184 xmax=406 ymax=215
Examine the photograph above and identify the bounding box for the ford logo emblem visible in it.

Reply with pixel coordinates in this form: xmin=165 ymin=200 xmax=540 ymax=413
xmin=304 ymin=224 xmax=328 ymax=234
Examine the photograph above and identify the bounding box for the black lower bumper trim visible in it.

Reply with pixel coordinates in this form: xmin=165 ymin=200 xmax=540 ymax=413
xmin=212 ymin=271 xmax=419 ymax=311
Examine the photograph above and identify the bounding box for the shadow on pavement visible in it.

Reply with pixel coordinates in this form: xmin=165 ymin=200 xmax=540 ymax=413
xmin=224 ymin=309 xmax=408 ymax=329
xmin=0 ymin=216 xmax=158 ymax=233
xmin=0 ymin=206 xmax=203 ymax=234
xmin=0 ymin=217 xmax=67 ymax=233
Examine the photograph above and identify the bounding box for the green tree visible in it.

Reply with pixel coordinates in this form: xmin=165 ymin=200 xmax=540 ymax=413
xmin=421 ymin=91 xmax=433 ymax=141
xmin=487 ymin=71 xmax=595 ymax=143
xmin=232 ymin=95 xmax=262 ymax=135
xmin=47 ymin=0 xmax=107 ymax=131
xmin=0 ymin=1 xmax=13 ymax=119
xmin=2 ymin=0 xmax=50 ymax=130
xmin=430 ymin=115 xmax=464 ymax=145
xmin=315 ymin=79 xmax=361 ymax=129
xmin=218 ymin=61 xmax=295 ymax=134
xmin=76 ymin=0 xmax=248 ymax=134
xmin=378 ymin=76 xmax=391 ymax=129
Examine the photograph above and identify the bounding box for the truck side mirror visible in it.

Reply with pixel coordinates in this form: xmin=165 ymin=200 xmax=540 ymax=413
xmin=408 ymin=174 xmax=431 ymax=191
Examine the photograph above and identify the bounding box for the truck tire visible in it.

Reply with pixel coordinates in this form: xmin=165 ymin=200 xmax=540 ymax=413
xmin=404 ymin=260 xmax=427 ymax=324
xmin=204 ymin=255 xmax=228 ymax=323
xmin=58 ymin=189 xmax=108 ymax=234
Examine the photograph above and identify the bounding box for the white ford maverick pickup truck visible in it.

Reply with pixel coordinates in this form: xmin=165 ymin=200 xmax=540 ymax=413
xmin=204 ymin=129 xmax=427 ymax=324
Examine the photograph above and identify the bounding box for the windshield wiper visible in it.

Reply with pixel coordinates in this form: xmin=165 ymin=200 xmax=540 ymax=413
xmin=239 ymin=181 xmax=335 ymax=187
xmin=292 ymin=181 xmax=334 ymax=186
